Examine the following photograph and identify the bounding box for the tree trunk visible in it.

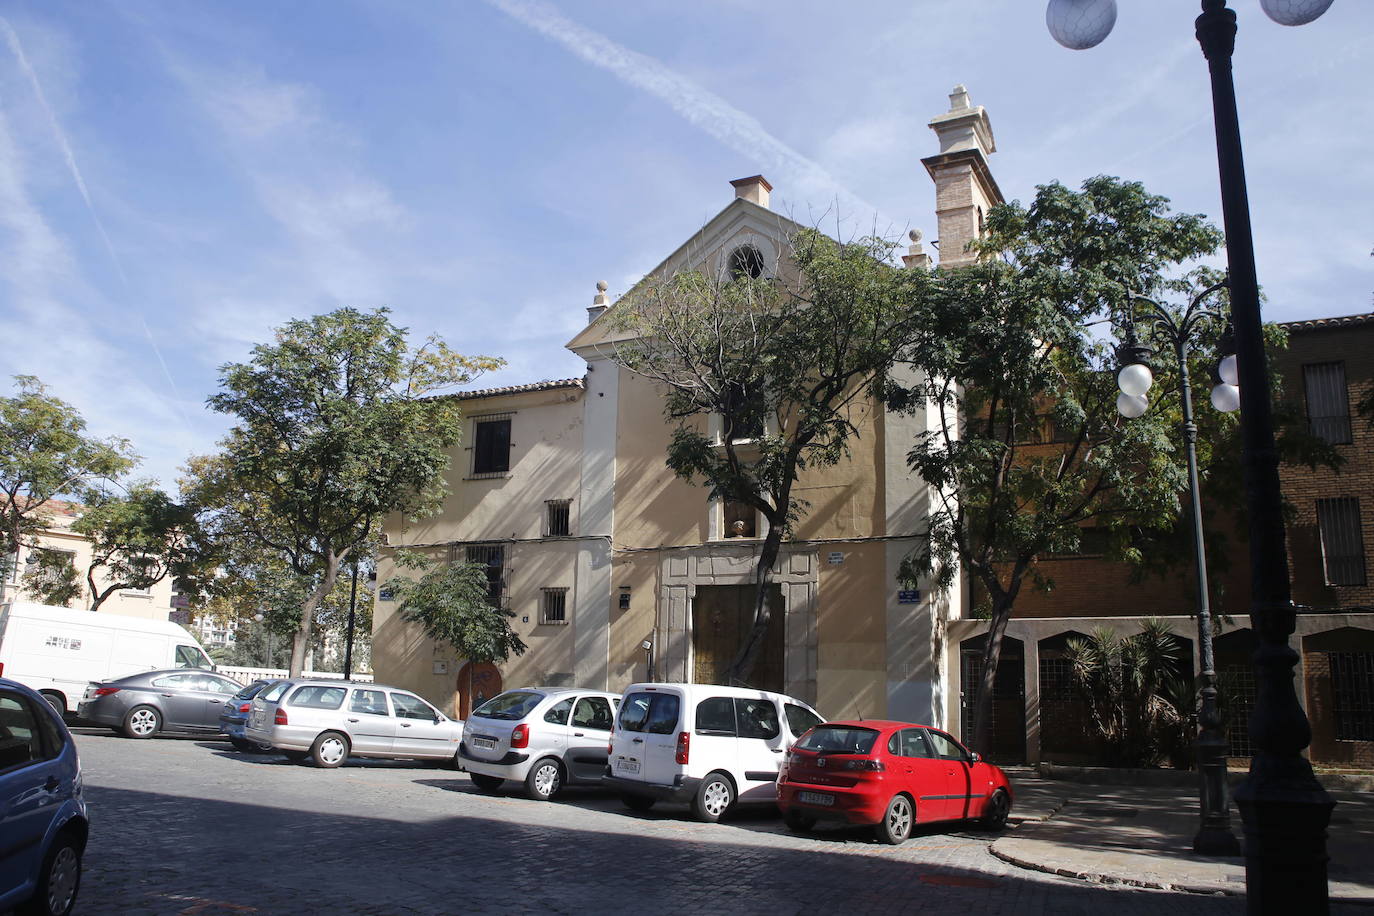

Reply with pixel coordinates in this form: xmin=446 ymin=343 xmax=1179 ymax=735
xmin=967 ymin=566 xmax=1026 ymax=757
xmin=723 ymin=519 xmax=784 ymax=686
xmin=290 ymin=551 xmax=342 ymax=677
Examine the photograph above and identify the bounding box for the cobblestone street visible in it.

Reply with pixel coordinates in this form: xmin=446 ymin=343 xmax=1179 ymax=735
xmin=47 ymin=728 xmax=1323 ymax=916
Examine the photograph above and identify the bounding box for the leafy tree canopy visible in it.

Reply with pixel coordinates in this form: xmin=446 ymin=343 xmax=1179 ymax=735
xmin=73 ymin=481 xmax=202 ymax=611
xmin=384 ymin=551 xmax=525 ymax=665
xmin=192 ymin=307 xmax=502 ymax=676
xmin=894 ymin=176 xmax=1225 ymax=752
xmin=0 ymin=375 xmax=135 ymax=556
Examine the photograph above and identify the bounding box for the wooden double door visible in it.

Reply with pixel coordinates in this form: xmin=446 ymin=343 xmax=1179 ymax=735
xmin=691 ymin=584 xmax=784 ymax=693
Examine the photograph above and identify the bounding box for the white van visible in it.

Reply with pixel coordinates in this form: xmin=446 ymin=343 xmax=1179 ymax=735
xmin=604 ymin=682 xmax=824 ymax=822
xmin=0 ymin=601 xmax=214 ymax=713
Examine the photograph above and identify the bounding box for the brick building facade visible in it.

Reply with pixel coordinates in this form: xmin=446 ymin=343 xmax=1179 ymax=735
xmin=948 ymin=312 xmax=1374 ymax=768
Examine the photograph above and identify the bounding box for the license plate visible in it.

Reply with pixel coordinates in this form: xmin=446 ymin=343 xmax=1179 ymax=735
xmin=798 ymin=791 xmax=834 ymax=806
xmin=472 ymin=736 xmax=497 ymax=750
xmin=615 ymin=758 xmax=640 ymax=775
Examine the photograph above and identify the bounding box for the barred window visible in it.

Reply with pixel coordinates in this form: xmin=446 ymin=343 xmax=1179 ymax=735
xmin=1303 ymin=362 xmax=1351 ymax=445
xmin=1329 ymin=652 xmax=1374 ymax=742
xmin=464 ymin=544 xmax=506 ymax=607
xmin=541 ymin=587 xmax=568 ymax=625
xmin=545 ymin=499 xmax=571 ymax=537
xmin=472 ymin=415 xmax=512 ymax=476
xmin=1316 ymin=498 xmax=1367 ymax=587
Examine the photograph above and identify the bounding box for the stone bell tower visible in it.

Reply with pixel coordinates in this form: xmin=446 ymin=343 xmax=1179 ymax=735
xmin=922 ymin=85 xmax=1003 ymax=267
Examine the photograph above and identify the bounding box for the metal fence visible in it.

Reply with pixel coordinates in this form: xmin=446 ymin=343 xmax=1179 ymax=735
xmin=217 ymin=666 xmax=374 ymax=683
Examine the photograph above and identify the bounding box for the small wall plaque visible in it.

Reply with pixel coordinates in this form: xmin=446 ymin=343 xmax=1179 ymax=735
xmin=827 ymin=551 xmax=844 ymax=565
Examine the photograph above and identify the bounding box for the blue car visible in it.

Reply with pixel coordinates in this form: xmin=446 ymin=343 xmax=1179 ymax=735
xmin=220 ymin=679 xmax=280 ymax=752
xmin=0 ymin=677 xmax=88 ymax=916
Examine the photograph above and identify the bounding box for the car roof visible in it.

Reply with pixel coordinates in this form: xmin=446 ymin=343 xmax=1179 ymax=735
xmin=816 ymin=719 xmax=938 ymax=732
xmin=622 ymin=682 xmax=815 ymax=704
xmin=510 ymin=686 xmax=619 ymax=699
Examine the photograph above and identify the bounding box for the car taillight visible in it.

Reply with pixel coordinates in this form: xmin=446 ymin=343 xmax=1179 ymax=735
xmin=238 ymin=703 xmax=252 ymax=713
xmin=511 ymin=724 xmax=530 ymax=749
xmin=675 ymin=730 xmax=690 ymax=764
xmin=842 ymin=758 xmax=884 ymax=772
xmin=274 ymin=708 xmax=288 ymax=725
xmin=93 ymin=687 xmax=121 ymax=697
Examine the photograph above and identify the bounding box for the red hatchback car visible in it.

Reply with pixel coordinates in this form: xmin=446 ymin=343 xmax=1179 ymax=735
xmin=776 ymin=720 xmax=1013 ymax=844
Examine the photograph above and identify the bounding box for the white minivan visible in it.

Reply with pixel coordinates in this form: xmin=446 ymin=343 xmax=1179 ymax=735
xmin=604 ymin=682 xmax=824 ymax=822
xmin=0 ymin=601 xmax=214 ymax=713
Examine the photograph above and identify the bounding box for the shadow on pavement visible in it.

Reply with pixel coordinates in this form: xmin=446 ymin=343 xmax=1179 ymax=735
xmin=73 ymin=783 xmax=1274 ymax=916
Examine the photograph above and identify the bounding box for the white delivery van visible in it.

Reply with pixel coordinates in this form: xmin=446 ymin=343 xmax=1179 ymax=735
xmin=604 ymin=682 xmax=825 ymax=822
xmin=0 ymin=601 xmax=215 ymax=713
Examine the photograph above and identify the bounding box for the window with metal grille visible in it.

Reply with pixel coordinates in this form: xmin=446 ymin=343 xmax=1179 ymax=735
xmin=541 ymin=588 xmax=568 ymax=625
xmin=545 ymin=499 xmax=571 ymax=537
xmin=1316 ymin=497 xmax=1367 ymax=586
xmin=1038 ymin=657 xmax=1094 ymax=755
xmin=1219 ymin=663 xmax=1256 ymax=758
xmin=1330 ymin=652 xmax=1374 ymax=742
xmin=472 ymin=415 xmax=512 ymax=476
xmin=463 ymin=544 xmax=505 ymax=607
xmin=1303 ymin=362 xmax=1351 ymax=445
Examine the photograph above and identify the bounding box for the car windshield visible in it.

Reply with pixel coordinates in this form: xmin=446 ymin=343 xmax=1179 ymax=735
xmin=796 ymin=725 xmax=879 ymax=755
xmin=472 ymin=691 xmax=543 ymax=721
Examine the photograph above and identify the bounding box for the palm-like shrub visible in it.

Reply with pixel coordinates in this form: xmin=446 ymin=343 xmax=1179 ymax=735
xmin=1064 ymin=619 xmax=1194 ymax=767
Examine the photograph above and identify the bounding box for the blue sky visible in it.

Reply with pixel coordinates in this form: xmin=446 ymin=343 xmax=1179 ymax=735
xmin=1 ymin=0 xmax=1370 ymax=489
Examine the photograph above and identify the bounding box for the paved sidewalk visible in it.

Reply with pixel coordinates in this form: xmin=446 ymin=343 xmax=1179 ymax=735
xmin=992 ymin=768 xmax=1374 ymax=903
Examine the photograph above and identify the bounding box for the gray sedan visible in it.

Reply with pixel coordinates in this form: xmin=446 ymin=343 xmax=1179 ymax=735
xmin=77 ymin=669 xmax=244 ymax=739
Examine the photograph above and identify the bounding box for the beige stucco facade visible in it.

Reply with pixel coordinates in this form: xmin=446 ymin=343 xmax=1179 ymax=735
xmin=375 ymin=87 xmax=1000 ymax=725
xmin=2 ymin=500 xmax=177 ymax=620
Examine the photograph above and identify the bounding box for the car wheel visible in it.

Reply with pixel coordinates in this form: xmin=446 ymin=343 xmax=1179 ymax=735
xmin=121 ymin=705 xmax=161 ymax=739
xmin=40 ymin=692 xmax=66 ymax=716
xmin=874 ymin=794 xmax=914 ymax=845
xmin=784 ymin=809 xmax=817 ymax=832
xmin=470 ymin=773 xmax=504 ymax=792
xmin=620 ymin=792 xmax=655 ymax=812
xmin=283 ymin=750 xmax=310 ymax=763
xmin=310 ymin=731 xmax=350 ymax=768
xmin=525 ymin=758 xmax=563 ymax=801
xmin=16 ymin=831 xmax=82 ymax=916
xmin=982 ymin=789 xmax=1011 ymax=831
xmin=691 ymin=772 xmax=734 ymax=823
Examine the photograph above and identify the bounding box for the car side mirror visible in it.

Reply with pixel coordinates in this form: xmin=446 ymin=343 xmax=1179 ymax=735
xmin=969 ymin=751 xmax=982 ymax=763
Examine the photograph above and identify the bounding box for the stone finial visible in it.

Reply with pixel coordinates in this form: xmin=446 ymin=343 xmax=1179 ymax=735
xmin=587 ymin=281 xmax=610 ymax=324
xmin=902 ymin=229 xmax=932 ymax=270
xmin=928 ymin=84 xmax=996 ymax=157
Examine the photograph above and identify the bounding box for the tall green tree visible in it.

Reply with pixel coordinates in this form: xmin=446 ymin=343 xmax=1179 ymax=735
xmin=0 ymin=376 xmax=135 ymax=558
xmin=384 ymin=551 xmax=526 ymax=666
xmin=193 ymin=307 xmax=502 ymax=676
xmin=73 ymin=482 xmax=201 ymax=611
xmin=20 ymin=548 xmax=83 ymax=607
xmin=895 ymin=177 xmax=1226 ymax=754
xmin=607 ymin=228 xmax=936 ymax=684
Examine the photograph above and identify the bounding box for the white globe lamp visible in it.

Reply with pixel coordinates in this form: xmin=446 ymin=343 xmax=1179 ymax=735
xmin=1116 ymin=392 xmax=1149 ymax=419
xmin=1260 ymin=0 xmax=1335 ymax=27
xmin=1117 ymin=362 xmax=1154 ymax=398
xmin=1045 ymin=0 xmax=1118 ymax=49
xmin=1210 ymin=383 xmax=1241 ymax=413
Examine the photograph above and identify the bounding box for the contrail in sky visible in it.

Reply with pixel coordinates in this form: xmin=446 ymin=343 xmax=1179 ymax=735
xmin=1 ymin=17 xmax=190 ymax=430
xmin=481 ymin=0 xmax=895 ymax=230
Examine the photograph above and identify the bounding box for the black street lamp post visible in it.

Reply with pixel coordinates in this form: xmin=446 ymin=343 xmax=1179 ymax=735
xmin=1047 ymin=0 xmax=1338 ymax=910
xmin=1114 ymin=279 xmax=1241 ymax=856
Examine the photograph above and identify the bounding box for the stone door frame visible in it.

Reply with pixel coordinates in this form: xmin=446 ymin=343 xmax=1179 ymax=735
xmin=657 ymin=545 xmax=818 ymax=703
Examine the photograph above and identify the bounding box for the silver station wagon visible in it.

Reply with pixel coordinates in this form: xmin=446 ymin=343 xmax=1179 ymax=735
xmin=245 ymin=679 xmax=464 ymax=768
xmin=460 ymin=687 xmax=620 ymax=800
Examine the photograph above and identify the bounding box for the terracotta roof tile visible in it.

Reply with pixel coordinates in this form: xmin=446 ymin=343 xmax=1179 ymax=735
xmin=453 ymin=378 xmax=584 ymax=400
xmin=1279 ymin=312 xmax=1374 ymax=333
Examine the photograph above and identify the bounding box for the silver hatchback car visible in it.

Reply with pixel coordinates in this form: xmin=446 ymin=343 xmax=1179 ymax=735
xmin=460 ymin=687 xmax=620 ymax=800
xmin=244 ymin=679 xmax=464 ymax=768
